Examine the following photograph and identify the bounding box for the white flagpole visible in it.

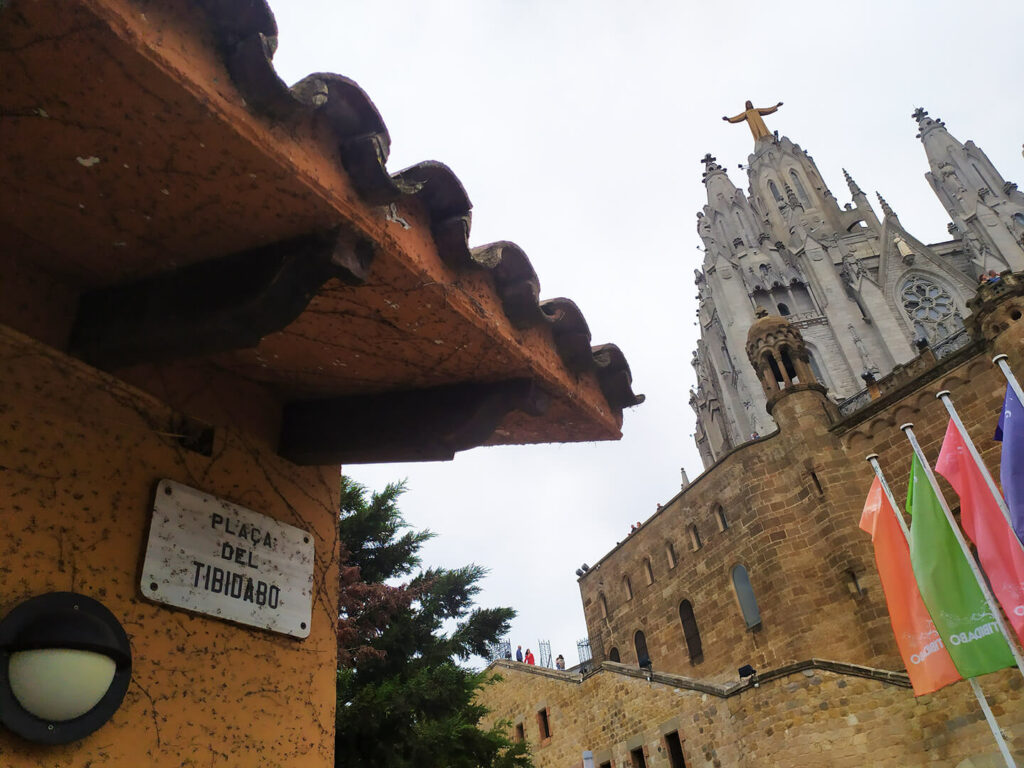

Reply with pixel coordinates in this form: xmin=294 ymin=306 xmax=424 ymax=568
xmin=935 ymin=390 xmax=1024 ymax=555
xmin=969 ymin=678 xmax=1017 ymax=768
xmin=900 ymin=423 xmax=1024 ymax=679
xmin=866 ymin=454 xmax=1018 ymax=768
xmin=993 ymin=354 xmax=1024 ymax=411
xmin=866 ymin=453 xmax=913 ymax=541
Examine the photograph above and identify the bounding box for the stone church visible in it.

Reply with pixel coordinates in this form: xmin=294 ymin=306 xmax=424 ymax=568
xmin=691 ymin=107 xmax=1024 ymax=468
xmin=478 ymin=108 xmax=1024 ymax=767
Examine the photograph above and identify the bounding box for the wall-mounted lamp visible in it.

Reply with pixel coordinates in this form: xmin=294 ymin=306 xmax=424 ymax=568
xmin=738 ymin=664 xmax=759 ymax=688
xmin=0 ymin=592 xmax=132 ymax=744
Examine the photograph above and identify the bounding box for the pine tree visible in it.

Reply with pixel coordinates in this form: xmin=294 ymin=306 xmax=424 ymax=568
xmin=336 ymin=476 xmax=532 ymax=768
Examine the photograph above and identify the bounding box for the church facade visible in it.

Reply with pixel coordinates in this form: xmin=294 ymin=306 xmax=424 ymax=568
xmin=691 ymin=108 xmax=1024 ymax=468
xmin=478 ymin=110 xmax=1024 ymax=767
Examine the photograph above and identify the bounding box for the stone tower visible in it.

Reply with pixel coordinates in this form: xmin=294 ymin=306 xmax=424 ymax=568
xmin=914 ymin=107 xmax=1024 ymax=274
xmin=744 ymin=308 xmax=824 ymax=413
xmin=690 ymin=107 xmax=1015 ymax=469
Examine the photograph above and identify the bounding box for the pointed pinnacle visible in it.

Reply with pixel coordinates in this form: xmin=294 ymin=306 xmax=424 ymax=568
xmin=700 ymin=152 xmax=722 ymax=182
xmin=842 ymin=168 xmax=863 ymax=196
xmin=876 ymin=192 xmax=896 ymax=219
xmin=784 ymin=182 xmax=801 ymax=209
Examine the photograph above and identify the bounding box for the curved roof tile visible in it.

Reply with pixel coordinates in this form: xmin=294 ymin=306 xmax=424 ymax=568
xmin=198 ymin=0 xmax=642 ymax=413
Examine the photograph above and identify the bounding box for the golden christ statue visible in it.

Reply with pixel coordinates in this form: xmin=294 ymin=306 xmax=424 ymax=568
xmin=722 ymin=100 xmax=784 ymax=142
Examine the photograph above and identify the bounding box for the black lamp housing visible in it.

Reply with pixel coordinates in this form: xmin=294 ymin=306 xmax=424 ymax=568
xmin=0 ymin=592 xmax=132 ymax=745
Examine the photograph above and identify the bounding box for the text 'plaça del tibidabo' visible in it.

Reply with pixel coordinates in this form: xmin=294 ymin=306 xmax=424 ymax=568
xmin=191 ymin=512 xmax=284 ymax=609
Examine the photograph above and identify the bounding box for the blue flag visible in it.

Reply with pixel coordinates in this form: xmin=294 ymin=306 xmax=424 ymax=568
xmin=995 ymin=383 xmax=1024 ymax=543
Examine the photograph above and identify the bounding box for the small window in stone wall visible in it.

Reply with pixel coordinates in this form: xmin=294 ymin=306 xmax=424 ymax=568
xmin=608 ymin=647 xmax=621 ymax=663
xmin=732 ymin=564 xmax=762 ymax=629
xmin=599 ymin=762 xmax=613 ymax=768
xmin=623 ymin=575 xmax=633 ymax=601
xmin=536 ymin=707 xmax=551 ymax=740
xmin=634 ymin=630 xmax=651 ymax=668
xmin=666 ymin=540 xmax=678 ymax=569
xmin=514 ymin=722 xmax=524 ymax=742
xmin=688 ymin=524 xmax=702 ymax=551
xmin=631 ymin=746 xmax=649 ymax=768
xmin=664 ymin=731 xmax=688 ymax=768
xmin=847 ymin=569 xmax=866 ymax=598
xmin=643 ymin=557 xmax=654 ymax=585
xmin=679 ymin=599 xmax=703 ymax=664
xmin=715 ymin=505 xmax=728 ymax=532
xmin=599 ymin=592 xmax=609 ymax=619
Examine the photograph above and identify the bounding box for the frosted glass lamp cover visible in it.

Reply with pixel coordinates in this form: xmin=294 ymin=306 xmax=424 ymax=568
xmin=0 ymin=592 xmax=132 ymax=744
xmin=9 ymin=649 xmax=117 ymax=721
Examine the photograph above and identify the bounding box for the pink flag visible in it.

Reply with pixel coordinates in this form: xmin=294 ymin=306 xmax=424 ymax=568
xmin=936 ymin=419 xmax=1024 ymax=643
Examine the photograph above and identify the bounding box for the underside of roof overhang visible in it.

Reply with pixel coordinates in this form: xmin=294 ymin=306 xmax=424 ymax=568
xmin=0 ymin=0 xmax=643 ymax=463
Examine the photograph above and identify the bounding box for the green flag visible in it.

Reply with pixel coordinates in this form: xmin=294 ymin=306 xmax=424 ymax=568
xmin=907 ymin=455 xmax=1015 ymax=677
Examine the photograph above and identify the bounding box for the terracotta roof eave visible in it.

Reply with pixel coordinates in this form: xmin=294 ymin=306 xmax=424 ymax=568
xmin=194 ymin=0 xmax=643 ymax=414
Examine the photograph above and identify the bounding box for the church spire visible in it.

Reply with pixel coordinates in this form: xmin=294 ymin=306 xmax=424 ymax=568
xmin=911 ymin=106 xmax=946 ymax=140
xmin=914 ymin=107 xmax=1024 ymax=271
xmin=700 ymin=152 xmax=724 ymax=182
xmin=842 ymin=168 xmax=863 ymax=197
xmin=876 ymin=192 xmax=897 ymax=220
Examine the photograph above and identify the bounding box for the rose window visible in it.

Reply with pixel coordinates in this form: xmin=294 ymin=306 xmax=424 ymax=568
xmin=899 ymin=275 xmax=961 ymax=342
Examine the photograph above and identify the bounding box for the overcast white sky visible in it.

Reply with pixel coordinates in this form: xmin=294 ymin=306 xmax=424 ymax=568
xmin=269 ymin=0 xmax=1024 ymax=667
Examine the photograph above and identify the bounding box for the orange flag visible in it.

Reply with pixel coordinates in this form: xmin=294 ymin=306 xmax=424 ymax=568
xmin=860 ymin=477 xmax=961 ymax=695
xmin=936 ymin=418 xmax=1024 ymax=643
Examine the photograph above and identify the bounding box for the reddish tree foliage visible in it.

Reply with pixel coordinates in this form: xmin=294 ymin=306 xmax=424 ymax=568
xmin=336 ymin=477 xmax=430 ymax=666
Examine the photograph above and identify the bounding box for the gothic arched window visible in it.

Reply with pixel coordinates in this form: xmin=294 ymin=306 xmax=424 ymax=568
xmin=789 ymin=170 xmax=810 ymax=206
xmin=623 ymin=575 xmax=633 ymax=601
xmin=608 ymin=647 xmax=620 ymax=663
xmin=732 ymin=564 xmax=762 ymax=629
xmin=899 ymin=274 xmax=960 ymax=343
xmin=643 ymin=557 xmax=654 ymax=585
xmin=678 ymin=600 xmax=703 ymax=664
xmin=599 ymin=592 xmax=608 ymax=619
xmin=768 ymin=180 xmax=784 ymax=204
xmin=634 ymin=630 xmax=651 ymax=667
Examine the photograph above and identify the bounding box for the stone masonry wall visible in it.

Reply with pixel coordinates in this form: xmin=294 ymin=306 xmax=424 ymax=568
xmin=579 ymin=387 xmax=893 ymax=685
xmin=478 ymin=661 xmax=1024 ymax=768
xmin=580 ymin=304 xmax=1024 ymax=690
xmin=549 ymin=287 xmax=1024 ymax=767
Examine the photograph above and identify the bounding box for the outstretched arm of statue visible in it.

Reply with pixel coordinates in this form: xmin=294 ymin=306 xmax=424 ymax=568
xmin=757 ymin=102 xmax=783 ymax=116
xmin=723 ymin=112 xmax=746 ymax=123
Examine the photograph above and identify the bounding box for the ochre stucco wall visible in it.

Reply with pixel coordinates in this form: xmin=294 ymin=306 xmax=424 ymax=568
xmin=0 ymin=325 xmax=340 ymax=766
